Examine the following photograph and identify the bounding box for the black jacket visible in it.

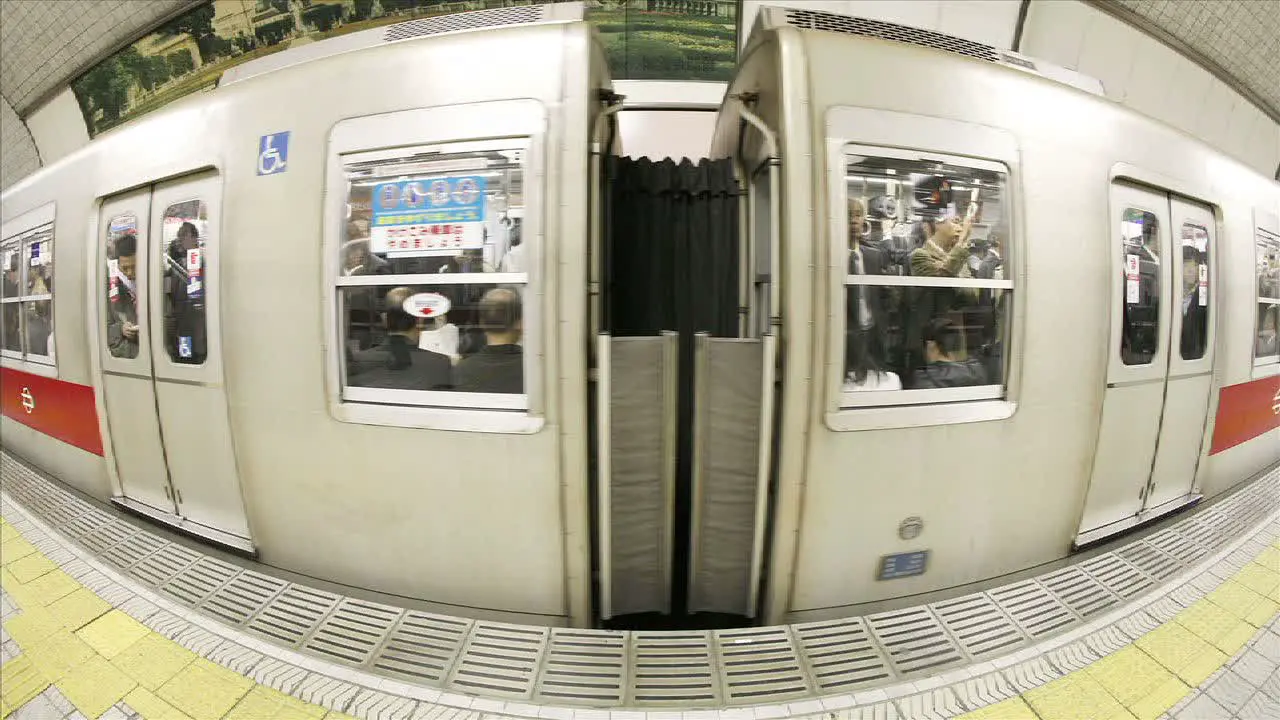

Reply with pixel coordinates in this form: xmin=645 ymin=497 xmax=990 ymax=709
xmin=349 ymin=335 xmax=452 ymax=391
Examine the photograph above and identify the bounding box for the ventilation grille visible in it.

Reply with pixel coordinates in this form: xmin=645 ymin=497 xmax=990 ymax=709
xmin=792 ymin=617 xmax=892 ymax=692
xmin=781 ymin=8 xmax=1000 ymax=64
xmin=865 ymin=606 xmax=966 ymax=676
xmin=304 ymin=598 xmax=403 ymax=666
xmin=931 ymin=592 xmax=1027 ymax=660
xmin=385 ymin=5 xmax=548 ymax=43
xmin=1039 ymin=566 xmax=1119 ymax=618
xmin=246 ymin=584 xmax=340 ymax=647
xmin=629 ymin=631 xmax=719 ymax=704
xmin=535 ymin=629 xmax=627 ymax=704
xmin=371 ymin=610 xmax=471 ymax=684
xmin=988 ymin=580 xmax=1078 ymax=638
xmin=201 ymin=570 xmax=287 ymax=627
xmin=448 ymin=622 xmax=548 ymax=698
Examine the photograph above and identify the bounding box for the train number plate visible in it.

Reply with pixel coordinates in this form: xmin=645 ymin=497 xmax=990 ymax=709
xmin=877 ymin=550 xmax=930 ymax=580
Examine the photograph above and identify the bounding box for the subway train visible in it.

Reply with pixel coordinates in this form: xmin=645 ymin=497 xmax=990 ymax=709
xmin=1 ymin=2 xmax=1277 ymax=632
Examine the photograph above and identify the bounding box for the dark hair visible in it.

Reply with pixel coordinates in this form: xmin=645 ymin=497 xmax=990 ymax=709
xmin=924 ymin=317 xmax=963 ymax=357
xmin=115 ymin=232 xmax=138 ymax=258
xmin=1182 ymin=244 xmax=1201 ymax=263
xmin=479 ymin=288 xmax=521 ymax=332
xmin=178 ymin=222 xmax=198 ymax=240
xmin=383 ymin=287 xmax=417 ymax=332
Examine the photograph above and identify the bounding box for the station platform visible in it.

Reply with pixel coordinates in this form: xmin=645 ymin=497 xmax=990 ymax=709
xmin=1 ymin=451 xmax=1278 ymax=720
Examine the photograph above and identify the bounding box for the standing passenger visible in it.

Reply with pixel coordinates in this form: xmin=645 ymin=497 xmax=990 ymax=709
xmin=107 ymin=232 xmax=140 ymax=359
xmin=453 ymin=288 xmax=524 ymax=394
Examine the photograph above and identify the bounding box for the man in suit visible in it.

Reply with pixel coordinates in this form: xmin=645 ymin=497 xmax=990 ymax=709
xmin=1179 ymin=245 xmax=1208 ymax=360
xmin=348 ymin=287 xmax=452 ymax=391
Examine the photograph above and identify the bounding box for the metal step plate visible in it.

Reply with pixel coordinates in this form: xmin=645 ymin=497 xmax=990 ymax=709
xmin=714 ymin=626 xmax=812 ymax=704
xmin=988 ymin=579 xmax=1079 ymax=638
xmin=161 ymin=556 xmax=240 ymax=607
xmin=246 ymin=584 xmax=341 ymax=647
xmin=371 ymin=610 xmax=471 ymax=685
xmin=629 ymin=631 xmax=720 ymax=705
xmin=931 ymin=591 xmax=1027 ymax=660
xmin=865 ymin=606 xmax=966 ymax=676
xmin=448 ymin=621 xmax=549 ymax=699
xmin=535 ymin=629 xmax=627 ymax=705
xmin=1038 ymin=566 xmax=1120 ymax=618
xmin=792 ymin=617 xmax=893 ymax=692
xmin=201 ymin=569 xmax=287 ymax=627
xmin=304 ymin=597 xmax=403 ymax=666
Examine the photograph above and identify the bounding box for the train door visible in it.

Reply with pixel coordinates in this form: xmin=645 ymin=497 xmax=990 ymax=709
xmin=97 ymin=172 xmax=254 ymax=554
xmin=1075 ymin=181 xmax=1216 ymax=546
xmin=594 ymin=156 xmax=776 ymax=627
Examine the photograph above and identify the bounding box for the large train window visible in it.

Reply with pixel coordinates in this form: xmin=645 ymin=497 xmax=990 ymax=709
xmin=1257 ymin=228 xmax=1280 ymax=365
xmin=104 ymin=214 xmax=140 ymax=360
xmin=1120 ymin=209 xmax=1161 ymax=366
xmin=159 ymin=200 xmax=209 ymax=365
xmin=839 ymin=149 xmax=1011 ymax=407
xmin=0 ymin=222 xmax=55 ymax=365
xmin=1178 ymin=223 xmax=1210 ymax=361
xmin=337 ymin=138 xmax=530 ymax=410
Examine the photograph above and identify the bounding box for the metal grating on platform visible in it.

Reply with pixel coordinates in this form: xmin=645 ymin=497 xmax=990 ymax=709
xmin=629 ymin=631 xmax=720 ymax=704
xmin=535 ymin=629 xmax=627 ymax=704
xmin=1080 ymin=553 xmax=1154 ymax=599
xmin=304 ymin=597 xmax=403 ymax=666
xmin=161 ymin=556 xmax=240 ymax=607
xmin=988 ymin=580 xmax=1079 ymax=638
xmin=791 ymin=617 xmax=892 ymax=692
xmin=714 ymin=627 xmax=812 ymax=703
xmin=865 ymin=606 xmax=966 ymax=676
xmin=201 ymin=569 xmax=287 ymax=627
xmin=371 ymin=610 xmax=472 ymax=684
xmin=448 ymin=622 xmax=548 ymax=699
xmin=1 ymin=451 xmax=1277 ymax=711
xmin=931 ymin=592 xmax=1027 ymax=660
xmin=1038 ymin=566 xmax=1120 ymax=618
xmin=1115 ymin=541 xmax=1181 ymax=581
xmin=246 ymin=584 xmax=341 ymax=647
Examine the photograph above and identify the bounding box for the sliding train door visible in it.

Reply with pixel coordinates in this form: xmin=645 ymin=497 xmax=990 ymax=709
xmin=594 ymin=156 xmax=776 ymax=626
xmin=1076 ymin=181 xmax=1216 ymax=546
xmin=96 ymin=172 xmax=254 ymax=554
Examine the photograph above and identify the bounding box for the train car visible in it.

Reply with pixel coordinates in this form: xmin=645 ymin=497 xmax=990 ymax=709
xmin=706 ymin=7 xmax=1280 ymax=625
xmin=1 ymin=3 xmax=610 ymax=627
xmin=3 ymin=0 xmax=1279 ymax=634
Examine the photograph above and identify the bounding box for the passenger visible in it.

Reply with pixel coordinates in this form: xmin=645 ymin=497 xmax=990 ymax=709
xmin=845 ymin=198 xmax=898 ymax=390
xmin=453 ymin=288 xmax=524 ymax=394
xmin=348 ymin=287 xmax=452 ymax=391
xmin=342 ymin=237 xmax=391 ymax=350
xmin=910 ymin=213 xmax=977 ymax=287
xmin=107 ymin=231 xmax=140 ymax=359
xmin=164 ymin=222 xmax=206 ymax=362
xmin=497 ymin=217 xmax=526 ymax=274
xmin=1257 ymin=305 xmax=1279 ymax=358
xmin=911 ymin=318 xmax=988 ymax=389
xmin=1180 ymin=246 xmax=1207 ymax=358
xmin=1 ymin=251 xmax=18 ymax=297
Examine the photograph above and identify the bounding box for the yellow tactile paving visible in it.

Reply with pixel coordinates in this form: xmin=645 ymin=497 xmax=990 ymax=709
xmin=156 ymin=658 xmax=254 ymax=720
xmin=1234 ymin=561 xmax=1280 ymax=600
xmin=1085 ymin=646 xmax=1190 ymax=720
xmin=123 ymin=687 xmax=196 ymax=720
xmin=20 ymin=568 xmax=79 ymax=607
xmin=1175 ymin=598 xmax=1257 ymax=655
xmin=0 ymin=521 xmax=19 ymax=543
xmin=76 ymin=609 xmax=151 ymax=658
xmin=47 ymin=587 xmax=111 ymax=631
xmin=0 ymin=655 xmax=49 ymax=718
xmin=0 ymin=536 xmax=36 ymax=562
xmin=55 ymin=654 xmax=139 ymax=718
xmin=6 ymin=552 xmax=56 ymax=582
xmin=1135 ymin=621 xmax=1229 ymax=686
xmin=24 ymin=629 xmax=96 ymax=683
xmin=224 ymin=685 xmax=327 ymax=720
xmin=110 ymin=632 xmax=198 ymax=691
xmin=3 ymin=603 xmax=63 ymax=648
xmin=1024 ymin=670 xmax=1139 ymax=720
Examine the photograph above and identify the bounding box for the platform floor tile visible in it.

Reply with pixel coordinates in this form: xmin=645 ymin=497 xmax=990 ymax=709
xmin=48 ymin=587 xmax=111 ymax=632
xmin=56 ymin=654 xmax=139 ymax=719
xmin=156 ymin=658 xmax=255 ymax=720
xmin=109 ymin=631 xmax=199 ymax=691
xmin=0 ymin=654 xmax=48 ymax=716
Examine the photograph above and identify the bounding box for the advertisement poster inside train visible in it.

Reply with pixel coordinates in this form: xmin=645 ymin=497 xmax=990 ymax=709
xmin=369 ymin=176 xmax=487 ymax=258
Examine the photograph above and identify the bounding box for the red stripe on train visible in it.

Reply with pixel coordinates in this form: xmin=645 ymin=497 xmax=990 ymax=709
xmin=1209 ymin=374 xmax=1280 ymax=456
xmin=0 ymin=367 xmax=103 ymax=456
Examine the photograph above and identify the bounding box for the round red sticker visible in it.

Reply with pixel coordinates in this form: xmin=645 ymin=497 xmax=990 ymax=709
xmin=403 ymin=292 xmax=451 ymax=318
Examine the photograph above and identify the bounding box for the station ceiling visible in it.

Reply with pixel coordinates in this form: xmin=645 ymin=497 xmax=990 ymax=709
xmin=0 ymin=0 xmax=1277 ymax=126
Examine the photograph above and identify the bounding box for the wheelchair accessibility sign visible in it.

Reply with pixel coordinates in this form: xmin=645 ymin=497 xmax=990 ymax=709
xmin=257 ymin=131 xmax=290 ymax=176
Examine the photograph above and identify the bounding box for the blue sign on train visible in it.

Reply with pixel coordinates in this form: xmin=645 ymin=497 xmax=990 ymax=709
xmin=370 ymin=175 xmax=487 ymax=229
xmin=877 ymin=550 xmax=929 ymax=581
xmin=257 ymin=132 xmax=290 ymax=176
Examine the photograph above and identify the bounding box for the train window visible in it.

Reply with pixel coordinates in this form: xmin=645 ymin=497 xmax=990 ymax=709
xmin=1178 ymin=223 xmax=1210 ymax=361
xmin=840 ymin=150 xmax=1011 ymax=407
xmin=0 ymin=223 xmax=55 ymax=365
xmin=1120 ymin=209 xmax=1161 ymax=366
xmin=337 ymin=139 xmax=530 ymax=411
xmin=1257 ymin=229 xmax=1280 ymax=365
xmin=104 ymin=214 xmax=141 ymax=360
xmin=159 ymin=200 xmax=209 ymax=365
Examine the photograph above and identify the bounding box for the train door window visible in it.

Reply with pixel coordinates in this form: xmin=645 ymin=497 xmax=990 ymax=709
xmin=105 ymin=214 xmax=141 ymax=359
xmin=337 ymin=138 xmax=531 ymax=410
xmin=1177 ymin=223 xmax=1209 ymax=361
xmin=1256 ymin=228 xmax=1280 ymax=365
xmin=1120 ymin=209 xmax=1161 ymax=366
xmin=839 ymin=148 xmax=1012 ymax=408
xmin=159 ymin=200 xmax=209 ymax=365
xmin=0 ymin=223 xmax=55 ymax=364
